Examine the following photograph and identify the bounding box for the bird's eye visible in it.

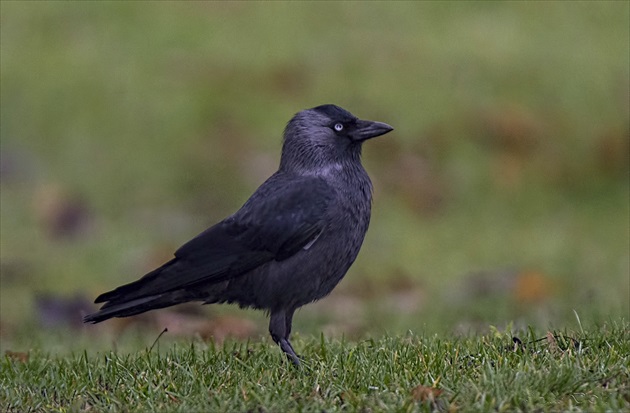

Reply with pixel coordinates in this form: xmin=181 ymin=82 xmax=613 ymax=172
xmin=333 ymin=123 xmax=344 ymax=132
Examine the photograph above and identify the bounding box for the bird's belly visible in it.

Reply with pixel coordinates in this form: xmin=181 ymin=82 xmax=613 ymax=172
xmin=224 ymin=230 xmax=364 ymax=311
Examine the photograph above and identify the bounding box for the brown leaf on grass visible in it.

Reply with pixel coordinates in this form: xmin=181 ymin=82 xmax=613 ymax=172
xmin=5 ymin=350 xmax=29 ymax=363
xmin=513 ymin=270 xmax=553 ymax=304
xmin=546 ymin=331 xmax=559 ymax=354
xmin=411 ymin=384 xmax=443 ymax=402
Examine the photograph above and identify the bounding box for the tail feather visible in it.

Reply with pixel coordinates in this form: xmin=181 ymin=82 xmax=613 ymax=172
xmin=83 ymin=294 xmax=177 ymax=323
xmin=84 ymin=257 xmax=225 ymax=324
xmin=94 ymin=259 xmax=176 ymax=304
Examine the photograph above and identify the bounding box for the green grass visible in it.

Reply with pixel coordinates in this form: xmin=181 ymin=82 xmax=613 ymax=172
xmin=2 ymin=321 xmax=628 ymax=412
xmin=0 ymin=2 xmax=628 ymax=411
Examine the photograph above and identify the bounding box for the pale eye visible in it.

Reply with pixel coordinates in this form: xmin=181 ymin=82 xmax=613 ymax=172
xmin=334 ymin=123 xmax=344 ymax=132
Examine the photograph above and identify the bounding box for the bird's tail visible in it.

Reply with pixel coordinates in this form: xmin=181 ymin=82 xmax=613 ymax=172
xmin=83 ymin=259 xmax=201 ymax=324
xmin=83 ymin=293 xmax=182 ymax=323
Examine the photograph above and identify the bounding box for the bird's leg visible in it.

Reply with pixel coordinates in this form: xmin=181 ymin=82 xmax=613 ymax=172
xmin=284 ymin=308 xmax=298 ymax=357
xmin=269 ymin=310 xmax=300 ymax=366
xmin=284 ymin=309 xmax=294 ymax=339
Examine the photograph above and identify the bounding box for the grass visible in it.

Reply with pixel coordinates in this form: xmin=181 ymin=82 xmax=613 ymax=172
xmin=2 ymin=320 xmax=629 ymax=412
xmin=0 ymin=2 xmax=628 ymax=411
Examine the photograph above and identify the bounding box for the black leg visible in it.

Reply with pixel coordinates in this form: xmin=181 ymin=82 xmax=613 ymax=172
xmin=269 ymin=309 xmax=300 ymax=366
xmin=284 ymin=308 xmax=298 ymax=360
xmin=285 ymin=309 xmax=294 ymax=338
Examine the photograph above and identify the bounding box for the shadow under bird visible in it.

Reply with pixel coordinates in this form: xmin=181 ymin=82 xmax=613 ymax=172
xmin=84 ymin=104 xmax=393 ymax=365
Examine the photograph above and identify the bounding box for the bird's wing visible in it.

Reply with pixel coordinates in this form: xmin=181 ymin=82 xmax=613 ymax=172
xmin=94 ymin=175 xmax=334 ymax=304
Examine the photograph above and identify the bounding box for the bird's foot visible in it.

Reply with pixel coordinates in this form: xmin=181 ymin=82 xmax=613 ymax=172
xmin=279 ymin=338 xmax=300 ymax=366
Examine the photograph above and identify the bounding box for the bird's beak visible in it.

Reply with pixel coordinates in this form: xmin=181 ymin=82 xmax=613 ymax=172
xmin=351 ymin=119 xmax=394 ymax=142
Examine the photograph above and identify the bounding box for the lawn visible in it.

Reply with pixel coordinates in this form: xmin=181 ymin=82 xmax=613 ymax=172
xmin=1 ymin=2 xmax=628 ymax=411
xmin=3 ymin=321 xmax=629 ymax=412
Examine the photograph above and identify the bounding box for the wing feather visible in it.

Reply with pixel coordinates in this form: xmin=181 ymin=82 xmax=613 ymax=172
xmin=93 ymin=174 xmax=334 ymax=305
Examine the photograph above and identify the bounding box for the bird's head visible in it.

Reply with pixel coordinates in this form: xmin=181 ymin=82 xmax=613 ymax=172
xmin=280 ymin=104 xmax=393 ymax=174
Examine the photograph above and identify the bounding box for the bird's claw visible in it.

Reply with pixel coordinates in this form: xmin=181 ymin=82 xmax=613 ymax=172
xmin=279 ymin=338 xmax=301 ymax=366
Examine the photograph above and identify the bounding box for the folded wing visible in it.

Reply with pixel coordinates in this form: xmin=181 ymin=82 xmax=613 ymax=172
xmin=88 ymin=175 xmax=335 ymax=314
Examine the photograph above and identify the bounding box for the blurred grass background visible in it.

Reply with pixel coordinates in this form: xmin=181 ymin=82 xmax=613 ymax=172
xmin=1 ymin=1 xmax=628 ymax=352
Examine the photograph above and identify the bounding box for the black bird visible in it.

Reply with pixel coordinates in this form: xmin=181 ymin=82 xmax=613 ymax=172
xmin=84 ymin=104 xmax=393 ymax=365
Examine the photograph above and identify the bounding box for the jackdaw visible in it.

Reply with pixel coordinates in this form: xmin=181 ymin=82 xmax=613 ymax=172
xmin=84 ymin=104 xmax=393 ymax=365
